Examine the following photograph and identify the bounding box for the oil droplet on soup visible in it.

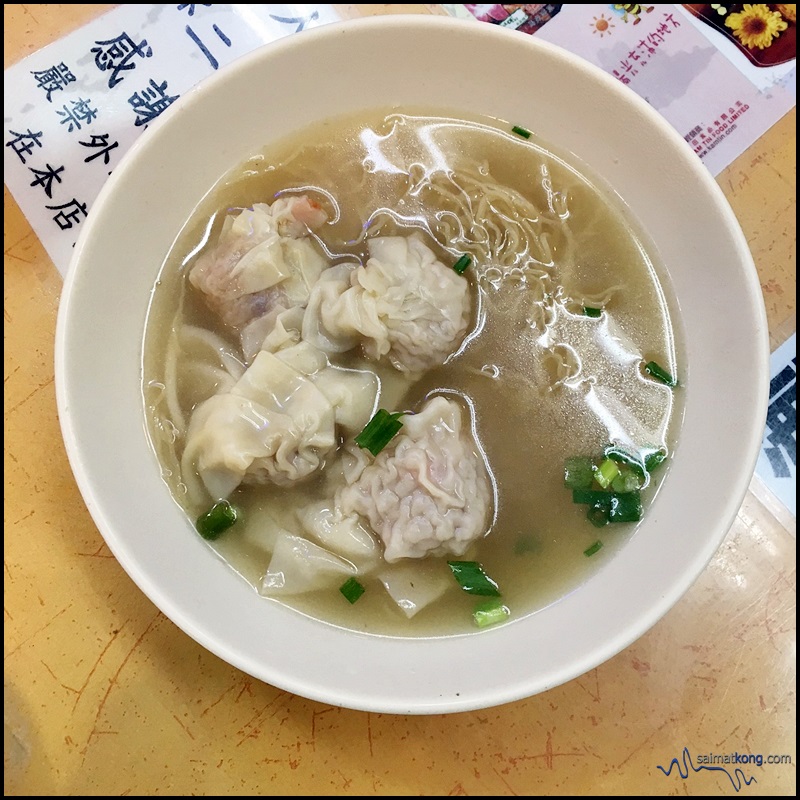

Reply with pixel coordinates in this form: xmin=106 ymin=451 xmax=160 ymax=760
xmin=142 ymin=109 xmax=684 ymax=636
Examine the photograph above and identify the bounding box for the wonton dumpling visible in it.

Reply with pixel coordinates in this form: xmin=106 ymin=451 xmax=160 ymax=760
xmin=336 ymin=396 xmax=492 ymax=562
xmin=182 ymin=350 xmax=337 ymax=497
xmin=265 ymin=328 xmax=379 ymax=436
xmin=189 ymin=195 xmax=328 ymax=330
xmin=240 ymin=304 xmax=305 ymax=366
xmin=311 ymin=366 xmax=380 ymax=434
xmin=182 ymin=340 xmax=378 ymax=499
xmin=303 ymin=234 xmax=471 ymax=373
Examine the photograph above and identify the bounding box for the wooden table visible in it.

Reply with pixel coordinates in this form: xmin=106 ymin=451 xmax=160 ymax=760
xmin=5 ymin=5 xmax=795 ymax=796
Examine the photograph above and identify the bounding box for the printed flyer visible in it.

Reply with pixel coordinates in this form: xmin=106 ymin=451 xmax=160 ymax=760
xmin=443 ymin=4 xmax=796 ymax=174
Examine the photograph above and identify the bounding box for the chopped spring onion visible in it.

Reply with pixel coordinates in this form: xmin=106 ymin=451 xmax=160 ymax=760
xmin=447 ymin=560 xmax=501 ymax=597
xmin=339 ymin=577 xmax=366 ymax=604
xmin=573 ymin=488 xmax=619 ymax=506
xmin=644 ymin=447 xmax=668 ymax=472
xmin=196 ymin=499 xmax=238 ymax=540
xmin=569 ymin=443 xmax=661 ymax=531
xmin=611 ymin=471 xmax=642 ymax=493
xmin=644 ymin=360 xmax=677 ymax=387
xmin=593 ymin=458 xmax=620 ymax=489
xmin=587 ymin=504 xmax=610 ymax=528
xmin=583 ymin=306 xmax=602 ymax=318
xmin=604 ymin=445 xmax=646 ymax=478
xmin=572 ymin=489 xmax=642 ymax=523
xmin=473 ymin=599 xmax=510 ymax=628
xmin=609 ymin=492 xmax=642 ymax=522
xmin=564 ymin=456 xmax=594 ymax=490
xmin=355 ymin=409 xmax=404 ymax=456
xmin=511 ymin=125 xmax=532 ymax=139
xmin=604 ymin=443 xmax=668 ymax=487
xmin=584 ymin=540 xmax=604 ymax=557
xmin=452 ymin=254 xmax=471 ymax=275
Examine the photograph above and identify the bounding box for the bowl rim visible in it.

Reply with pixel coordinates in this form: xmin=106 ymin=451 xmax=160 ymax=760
xmin=54 ymin=13 xmax=770 ymax=714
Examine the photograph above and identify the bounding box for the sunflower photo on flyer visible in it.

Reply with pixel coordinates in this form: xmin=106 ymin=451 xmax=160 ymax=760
xmin=682 ymin=4 xmax=796 ymax=66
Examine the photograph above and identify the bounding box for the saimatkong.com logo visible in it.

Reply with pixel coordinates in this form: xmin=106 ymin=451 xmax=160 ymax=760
xmin=657 ymin=747 xmax=793 ymax=792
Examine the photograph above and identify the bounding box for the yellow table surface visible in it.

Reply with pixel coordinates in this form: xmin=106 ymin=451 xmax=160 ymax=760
xmin=4 ymin=4 xmax=796 ymax=796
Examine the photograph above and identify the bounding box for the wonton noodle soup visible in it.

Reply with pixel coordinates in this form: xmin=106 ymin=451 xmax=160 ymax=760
xmin=142 ymin=110 xmax=683 ymax=636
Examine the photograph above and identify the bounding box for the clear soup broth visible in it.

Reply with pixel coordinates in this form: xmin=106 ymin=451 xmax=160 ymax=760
xmin=143 ymin=109 xmax=684 ymax=636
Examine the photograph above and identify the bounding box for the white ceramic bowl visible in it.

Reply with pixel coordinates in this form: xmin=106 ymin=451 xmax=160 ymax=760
xmin=55 ymin=15 xmax=768 ymax=714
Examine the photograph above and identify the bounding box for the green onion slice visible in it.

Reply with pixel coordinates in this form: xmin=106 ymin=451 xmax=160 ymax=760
xmin=644 ymin=360 xmax=677 ymax=387
xmin=572 ymin=489 xmax=642 ymax=523
xmin=644 ymin=447 xmax=668 ymax=472
xmin=473 ymin=599 xmax=510 ymax=628
xmin=573 ymin=488 xmax=616 ymax=506
xmin=564 ymin=456 xmax=595 ymax=490
xmin=587 ymin=504 xmax=610 ymax=528
xmin=447 ymin=560 xmax=501 ymax=597
xmin=608 ymin=491 xmax=642 ymax=522
xmin=605 ymin=443 xmax=668 ymax=488
xmin=594 ymin=457 xmax=620 ymax=489
xmin=604 ymin=445 xmax=647 ymax=478
xmin=355 ymin=409 xmax=404 ymax=456
xmin=583 ymin=306 xmax=602 ymax=318
xmin=196 ymin=499 xmax=238 ymax=540
xmin=584 ymin=540 xmax=604 ymax=557
xmin=611 ymin=471 xmax=642 ymax=494
xmin=339 ymin=577 xmax=366 ymax=604
xmin=452 ymin=254 xmax=471 ymax=274
xmin=511 ymin=125 xmax=532 ymax=139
